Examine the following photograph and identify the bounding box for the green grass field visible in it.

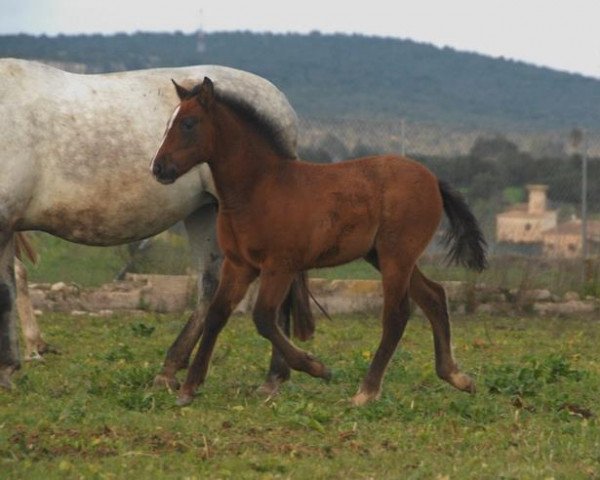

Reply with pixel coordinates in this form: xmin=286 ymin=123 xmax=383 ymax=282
xmin=1 ymin=312 xmax=599 ymax=479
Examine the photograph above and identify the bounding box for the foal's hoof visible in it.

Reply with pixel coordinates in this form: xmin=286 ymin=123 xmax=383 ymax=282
xmin=153 ymin=373 xmax=181 ymax=392
xmin=351 ymin=389 xmax=380 ymax=407
xmin=256 ymin=371 xmax=290 ymax=397
xmin=450 ymin=372 xmax=476 ymax=394
xmin=257 ymin=376 xmax=286 ymax=397
xmin=176 ymin=392 xmax=195 ymax=407
xmin=304 ymin=352 xmax=331 ymax=381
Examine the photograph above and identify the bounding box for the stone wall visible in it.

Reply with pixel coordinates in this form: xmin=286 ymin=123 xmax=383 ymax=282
xmin=27 ymin=274 xmax=599 ymax=317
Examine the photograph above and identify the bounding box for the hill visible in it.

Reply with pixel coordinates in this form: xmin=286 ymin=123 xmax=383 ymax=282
xmin=2 ymin=31 xmax=600 ymax=131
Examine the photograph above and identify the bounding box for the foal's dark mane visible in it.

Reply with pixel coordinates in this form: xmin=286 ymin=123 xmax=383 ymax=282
xmin=188 ymin=83 xmax=296 ymax=160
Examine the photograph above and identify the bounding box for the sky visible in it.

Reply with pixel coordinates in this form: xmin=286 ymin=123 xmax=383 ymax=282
xmin=1 ymin=0 xmax=599 ymax=79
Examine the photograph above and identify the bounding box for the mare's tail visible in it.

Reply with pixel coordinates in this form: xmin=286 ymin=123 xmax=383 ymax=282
xmin=14 ymin=233 xmax=39 ymax=265
xmin=438 ymin=181 xmax=487 ymax=272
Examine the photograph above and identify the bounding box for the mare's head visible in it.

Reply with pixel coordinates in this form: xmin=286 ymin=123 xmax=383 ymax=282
xmin=151 ymin=77 xmax=216 ymax=185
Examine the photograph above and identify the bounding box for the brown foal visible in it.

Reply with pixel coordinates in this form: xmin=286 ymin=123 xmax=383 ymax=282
xmin=151 ymin=78 xmax=487 ymax=407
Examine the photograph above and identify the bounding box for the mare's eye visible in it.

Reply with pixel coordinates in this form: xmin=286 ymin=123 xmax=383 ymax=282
xmin=181 ymin=117 xmax=197 ymax=131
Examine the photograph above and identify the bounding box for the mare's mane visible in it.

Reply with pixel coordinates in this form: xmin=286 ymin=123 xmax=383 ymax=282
xmin=188 ymin=82 xmax=296 ymax=160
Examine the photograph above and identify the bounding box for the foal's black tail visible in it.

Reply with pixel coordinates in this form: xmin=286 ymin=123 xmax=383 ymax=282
xmin=439 ymin=180 xmax=488 ymax=272
xmin=288 ymin=272 xmax=316 ymax=341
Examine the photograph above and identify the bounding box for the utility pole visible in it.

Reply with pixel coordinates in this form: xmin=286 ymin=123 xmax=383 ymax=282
xmin=196 ymin=9 xmax=206 ymax=54
xmin=400 ymin=118 xmax=406 ymax=157
xmin=570 ymin=128 xmax=589 ymax=283
xmin=581 ymin=134 xmax=589 ymax=261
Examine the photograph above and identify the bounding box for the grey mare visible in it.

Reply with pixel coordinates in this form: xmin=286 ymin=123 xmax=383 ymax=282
xmin=0 ymin=58 xmax=311 ymax=390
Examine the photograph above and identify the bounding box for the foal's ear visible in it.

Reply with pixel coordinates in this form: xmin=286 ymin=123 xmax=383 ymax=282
xmin=197 ymin=77 xmax=215 ymax=109
xmin=171 ymin=79 xmax=191 ymax=101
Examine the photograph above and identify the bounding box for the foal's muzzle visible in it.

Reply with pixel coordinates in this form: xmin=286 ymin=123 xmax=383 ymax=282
xmin=151 ymin=157 xmax=178 ymax=185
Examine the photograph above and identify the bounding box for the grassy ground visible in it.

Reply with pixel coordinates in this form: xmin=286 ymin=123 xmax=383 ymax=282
xmin=1 ymin=312 xmax=599 ymax=479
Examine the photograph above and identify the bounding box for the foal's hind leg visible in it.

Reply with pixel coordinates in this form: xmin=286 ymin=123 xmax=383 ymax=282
xmin=177 ymin=259 xmax=257 ymax=406
xmin=410 ymin=267 xmax=474 ymax=393
xmin=352 ymin=261 xmax=412 ymax=406
xmin=253 ymin=271 xmax=330 ymax=381
xmin=258 ymin=271 xmax=317 ymax=395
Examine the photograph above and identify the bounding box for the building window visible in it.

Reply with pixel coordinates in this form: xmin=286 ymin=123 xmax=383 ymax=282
xmin=524 ymin=223 xmax=532 ymax=231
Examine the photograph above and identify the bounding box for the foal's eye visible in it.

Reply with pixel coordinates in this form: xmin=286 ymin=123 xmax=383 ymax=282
xmin=181 ymin=117 xmax=197 ymax=131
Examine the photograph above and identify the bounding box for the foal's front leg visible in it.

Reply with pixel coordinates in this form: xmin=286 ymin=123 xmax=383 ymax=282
xmin=177 ymin=259 xmax=257 ymax=406
xmin=253 ymin=271 xmax=330 ymax=381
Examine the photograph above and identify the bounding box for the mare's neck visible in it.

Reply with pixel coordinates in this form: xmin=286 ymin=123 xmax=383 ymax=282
xmin=207 ymin=103 xmax=287 ymax=212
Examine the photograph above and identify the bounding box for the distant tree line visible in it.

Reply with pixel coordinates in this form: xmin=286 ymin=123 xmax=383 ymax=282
xmin=2 ymin=31 xmax=600 ymax=129
xmin=421 ymin=136 xmax=598 ymax=211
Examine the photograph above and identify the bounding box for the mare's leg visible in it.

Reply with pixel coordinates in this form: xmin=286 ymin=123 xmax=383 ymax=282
xmin=0 ymin=233 xmax=19 ymax=389
xmin=15 ymin=259 xmax=45 ymax=360
xmin=177 ymin=260 xmax=258 ymax=406
xmin=352 ymin=255 xmax=413 ymax=406
xmin=409 ymin=267 xmax=474 ymax=393
xmin=252 ymin=271 xmax=330 ymax=380
xmin=154 ymin=202 xmax=222 ymax=389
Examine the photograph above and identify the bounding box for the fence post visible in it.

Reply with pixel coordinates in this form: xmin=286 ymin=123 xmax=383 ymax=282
xmin=581 ymin=135 xmax=589 ymax=284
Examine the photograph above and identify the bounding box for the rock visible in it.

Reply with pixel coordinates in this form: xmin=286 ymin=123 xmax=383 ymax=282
xmin=440 ymin=281 xmax=467 ymax=302
xmin=139 ymin=274 xmax=195 ymax=313
xmin=80 ymin=289 xmax=142 ymax=311
xmin=308 ymin=279 xmax=383 ymax=315
xmin=522 ymin=289 xmax=552 ymax=302
xmin=563 ymin=291 xmax=580 ymax=302
xmin=475 ymin=303 xmax=497 ymax=315
xmin=50 ymin=282 xmax=68 ymax=292
xmin=28 ymin=289 xmax=47 ymax=309
xmin=533 ymin=301 xmax=596 ymax=315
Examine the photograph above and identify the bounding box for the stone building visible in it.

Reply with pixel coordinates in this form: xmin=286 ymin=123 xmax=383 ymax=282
xmin=496 ymin=185 xmax=557 ymax=244
xmin=543 ymin=219 xmax=600 ymax=258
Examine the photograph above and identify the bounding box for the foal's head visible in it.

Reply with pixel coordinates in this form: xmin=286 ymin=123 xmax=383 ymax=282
xmin=151 ymin=77 xmax=216 ymax=185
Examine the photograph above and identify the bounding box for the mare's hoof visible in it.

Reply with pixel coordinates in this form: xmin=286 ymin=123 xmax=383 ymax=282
xmin=24 ymin=352 xmax=45 ymax=362
xmin=176 ymin=393 xmax=195 ymax=407
xmin=39 ymin=342 xmax=60 ymax=355
xmin=0 ymin=368 xmax=15 ymax=390
xmin=153 ymin=373 xmax=181 ymax=392
xmin=322 ymin=368 xmax=333 ymax=383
